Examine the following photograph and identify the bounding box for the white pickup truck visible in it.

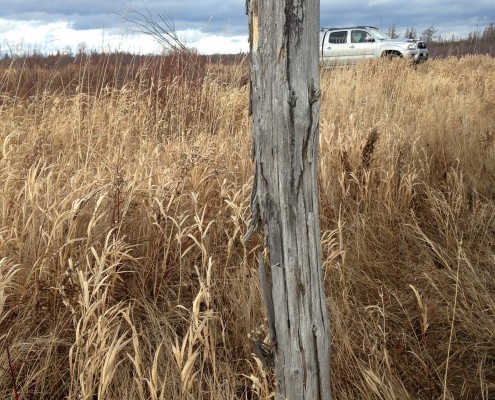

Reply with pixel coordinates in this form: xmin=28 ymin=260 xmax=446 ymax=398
xmin=320 ymin=26 xmax=428 ymax=64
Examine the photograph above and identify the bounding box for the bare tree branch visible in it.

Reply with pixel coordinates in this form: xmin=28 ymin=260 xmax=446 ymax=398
xmin=120 ymin=2 xmax=190 ymax=54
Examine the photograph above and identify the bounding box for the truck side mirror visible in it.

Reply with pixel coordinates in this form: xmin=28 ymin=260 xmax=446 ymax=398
xmin=365 ymin=37 xmax=375 ymax=42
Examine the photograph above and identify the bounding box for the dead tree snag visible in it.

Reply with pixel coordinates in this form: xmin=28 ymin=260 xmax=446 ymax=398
xmin=245 ymin=0 xmax=331 ymax=399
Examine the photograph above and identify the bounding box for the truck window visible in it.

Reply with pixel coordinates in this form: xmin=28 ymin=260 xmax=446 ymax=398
xmin=328 ymin=31 xmax=348 ymax=44
xmin=351 ymin=30 xmax=369 ymax=43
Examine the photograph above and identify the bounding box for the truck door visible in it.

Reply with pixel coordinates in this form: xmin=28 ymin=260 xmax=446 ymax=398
xmin=349 ymin=29 xmax=376 ymax=61
xmin=321 ymin=30 xmax=349 ymax=65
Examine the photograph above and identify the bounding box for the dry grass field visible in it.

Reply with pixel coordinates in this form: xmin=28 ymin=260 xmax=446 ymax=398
xmin=1 ymin=53 xmax=495 ymax=399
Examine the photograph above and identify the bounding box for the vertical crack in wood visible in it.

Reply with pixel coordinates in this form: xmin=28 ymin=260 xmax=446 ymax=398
xmin=258 ymin=253 xmax=277 ymax=344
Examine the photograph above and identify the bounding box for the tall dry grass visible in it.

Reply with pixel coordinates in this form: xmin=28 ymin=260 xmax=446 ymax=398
xmin=0 ymin=53 xmax=494 ymax=399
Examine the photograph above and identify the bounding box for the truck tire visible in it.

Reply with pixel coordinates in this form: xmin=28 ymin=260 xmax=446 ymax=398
xmin=382 ymin=51 xmax=402 ymax=59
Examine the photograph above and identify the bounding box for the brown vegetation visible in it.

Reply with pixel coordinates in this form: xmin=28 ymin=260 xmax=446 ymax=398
xmin=1 ymin=53 xmax=495 ymax=399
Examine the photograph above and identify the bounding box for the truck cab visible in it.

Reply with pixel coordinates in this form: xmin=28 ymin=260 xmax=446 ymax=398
xmin=320 ymin=26 xmax=429 ymax=65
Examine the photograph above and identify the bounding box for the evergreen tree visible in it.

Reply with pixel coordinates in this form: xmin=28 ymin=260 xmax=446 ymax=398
xmin=388 ymin=24 xmax=400 ymax=39
xmin=482 ymin=22 xmax=495 ymax=41
xmin=405 ymin=27 xmax=417 ymax=39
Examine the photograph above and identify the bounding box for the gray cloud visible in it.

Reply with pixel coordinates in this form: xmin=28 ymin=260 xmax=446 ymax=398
xmin=2 ymin=0 xmax=495 ymax=42
xmin=1 ymin=1 xmax=247 ymax=34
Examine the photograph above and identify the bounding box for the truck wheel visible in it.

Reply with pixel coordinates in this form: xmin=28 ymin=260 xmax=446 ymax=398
xmin=382 ymin=51 xmax=402 ymax=59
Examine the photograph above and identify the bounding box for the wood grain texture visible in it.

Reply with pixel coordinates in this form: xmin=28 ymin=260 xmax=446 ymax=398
xmin=246 ymin=0 xmax=331 ymax=399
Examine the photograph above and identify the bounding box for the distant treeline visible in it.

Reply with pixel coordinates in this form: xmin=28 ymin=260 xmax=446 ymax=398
xmin=392 ymin=22 xmax=495 ymax=58
xmin=428 ymin=40 xmax=494 ymax=58
xmin=0 ymin=22 xmax=493 ymax=69
xmin=0 ymin=50 xmax=247 ymax=69
xmin=426 ymin=22 xmax=495 ymax=58
xmin=0 ymin=50 xmax=249 ymax=101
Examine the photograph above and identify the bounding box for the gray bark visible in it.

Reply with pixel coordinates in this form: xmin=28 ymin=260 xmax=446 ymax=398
xmin=245 ymin=0 xmax=331 ymax=399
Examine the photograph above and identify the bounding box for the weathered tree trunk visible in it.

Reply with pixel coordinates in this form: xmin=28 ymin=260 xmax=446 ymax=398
xmin=245 ymin=0 xmax=331 ymax=399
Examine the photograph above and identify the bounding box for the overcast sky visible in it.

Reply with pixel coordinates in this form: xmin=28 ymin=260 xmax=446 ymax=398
xmin=1 ymin=1 xmax=494 ymax=55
